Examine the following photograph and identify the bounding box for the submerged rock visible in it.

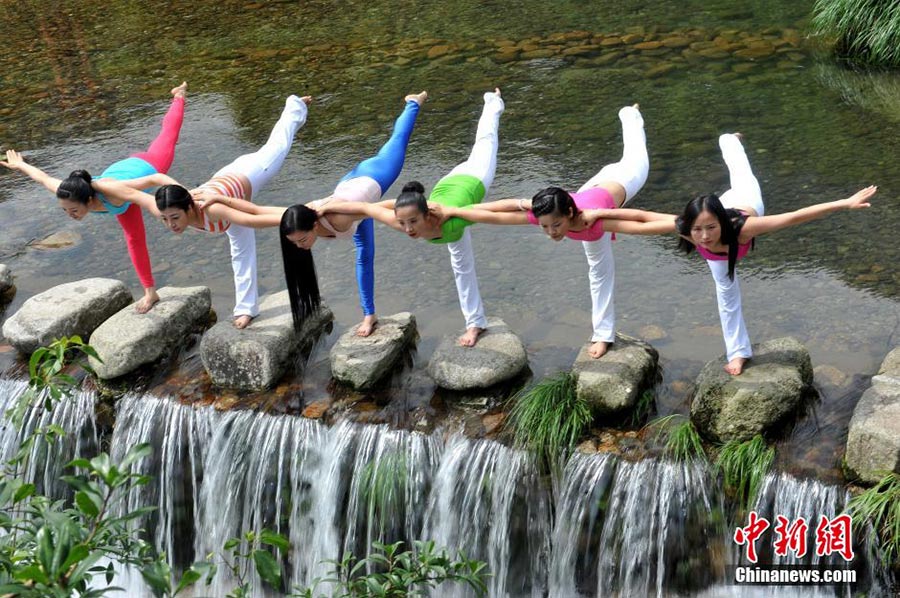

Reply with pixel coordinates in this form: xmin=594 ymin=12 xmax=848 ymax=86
xmin=2 ymin=278 xmax=132 ymax=353
xmin=690 ymin=337 xmax=814 ymax=442
xmin=32 ymin=230 xmax=82 ymax=250
xmin=572 ymin=333 xmax=659 ymax=416
xmin=330 ymin=312 xmax=417 ymax=390
xmin=0 ymin=264 xmax=14 ymax=303
xmin=427 ymin=318 xmax=527 ymax=391
xmin=89 ymin=286 xmax=212 ymax=379
xmin=200 ymin=291 xmax=333 ymax=391
xmin=845 ymin=347 xmax=900 ymax=484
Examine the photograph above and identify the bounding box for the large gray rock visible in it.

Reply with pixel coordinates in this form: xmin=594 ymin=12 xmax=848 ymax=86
xmin=88 ymin=286 xmax=212 ymax=379
xmin=0 ymin=264 xmax=14 ymax=303
xmin=690 ymin=337 xmax=813 ymax=443
xmin=2 ymin=278 xmax=132 ymax=353
xmin=845 ymin=347 xmax=900 ymax=484
xmin=330 ymin=312 xmax=417 ymax=390
xmin=427 ymin=318 xmax=527 ymax=391
xmin=572 ymin=333 xmax=659 ymax=415
xmin=200 ymin=291 xmax=333 ymax=390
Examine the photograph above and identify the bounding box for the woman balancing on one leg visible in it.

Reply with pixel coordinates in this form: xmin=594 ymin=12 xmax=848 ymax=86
xmin=95 ymin=95 xmax=312 ymax=328
xmin=581 ymin=133 xmax=877 ymax=375
xmin=435 ymin=104 xmax=650 ymax=358
xmin=0 ymin=82 xmax=188 ymax=313
xmin=275 ymin=91 xmax=427 ymax=336
xmin=314 ymin=89 xmax=505 ymax=346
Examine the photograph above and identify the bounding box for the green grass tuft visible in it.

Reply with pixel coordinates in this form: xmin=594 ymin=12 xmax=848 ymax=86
xmin=645 ymin=415 xmax=707 ymax=463
xmin=507 ymin=372 xmax=592 ymax=466
xmin=629 ymin=390 xmax=656 ymax=427
xmin=357 ymin=451 xmax=407 ymax=535
xmin=845 ymin=472 xmax=900 ymax=566
xmin=811 ymin=0 xmax=900 ymax=68
xmin=715 ymin=435 xmax=775 ymax=511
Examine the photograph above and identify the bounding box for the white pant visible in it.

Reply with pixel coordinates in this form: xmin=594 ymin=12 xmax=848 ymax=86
xmin=443 ymin=92 xmax=504 ymax=330
xmin=213 ymin=95 xmax=308 ymax=317
xmin=576 ymin=105 xmax=649 ymax=343
xmin=708 ymin=133 xmax=766 ymax=360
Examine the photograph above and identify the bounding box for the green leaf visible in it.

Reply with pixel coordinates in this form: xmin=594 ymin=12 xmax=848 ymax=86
xmin=12 ymin=482 xmax=35 ymax=503
xmin=259 ymin=529 xmax=290 ymax=552
xmin=74 ymin=491 xmax=100 ymax=518
xmin=121 ymin=443 xmax=152 ymax=468
xmin=252 ymin=549 xmax=281 ymax=587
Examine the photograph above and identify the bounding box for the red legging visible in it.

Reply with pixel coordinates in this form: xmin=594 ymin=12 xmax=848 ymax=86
xmin=112 ymin=96 xmax=185 ymax=289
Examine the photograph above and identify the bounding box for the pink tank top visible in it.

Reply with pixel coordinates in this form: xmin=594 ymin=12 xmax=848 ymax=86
xmin=306 ymin=197 xmax=357 ymax=240
xmin=526 ymin=187 xmax=616 ymax=241
xmin=695 ymin=210 xmax=753 ymax=261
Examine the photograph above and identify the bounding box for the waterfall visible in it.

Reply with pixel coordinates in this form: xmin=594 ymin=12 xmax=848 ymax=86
xmin=0 ymin=377 xmax=98 ymax=499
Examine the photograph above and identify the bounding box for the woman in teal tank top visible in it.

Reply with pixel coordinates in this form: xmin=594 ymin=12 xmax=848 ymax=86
xmin=317 ymin=89 xmax=504 ymax=347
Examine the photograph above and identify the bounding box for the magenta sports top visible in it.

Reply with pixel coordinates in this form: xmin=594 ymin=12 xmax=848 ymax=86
xmin=526 ymin=187 xmax=617 ymax=241
xmin=694 ymin=209 xmax=753 ymax=261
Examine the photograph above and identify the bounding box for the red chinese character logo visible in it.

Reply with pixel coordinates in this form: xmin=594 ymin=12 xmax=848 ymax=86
xmin=815 ymin=514 xmax=854 ymax=561
xmin=773 ymin=515 xmax=808 ymax=558
xmin=734 ymin=511 xmax=770 ymax=563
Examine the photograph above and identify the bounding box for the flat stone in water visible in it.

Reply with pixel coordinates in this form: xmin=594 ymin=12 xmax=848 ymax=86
xmin=200 ymin=291 xmax=333 ymax=391
xmin=572 ymin=333 xmax=659 ymax=416
xmin=845 ymin=347 xmax=900 ymax=484
xmin=330 ymin=312 xmax=417 ymax=390
xmin=32 ymin=230 xmax=82 ymax=249
xmin=2 ymin=278 xmax=132 ymax=353
xmin=690 ymin=337 xmax=814 ymax=443
xmin=427 ymin=318 xmax=527 ymax=391
xmin=89 ymin=286 xmax=212 ymax=379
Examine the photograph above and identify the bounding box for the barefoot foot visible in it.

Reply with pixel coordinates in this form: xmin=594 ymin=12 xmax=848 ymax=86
xmin=356 ymin=315 xmax=378 ymax=337
xmin=723 ymin=357 xmax=748 ymax=376
xmin=171 ymin=82 xmax=187 ymax=98
xmin=588 ymin=341 xmax=610 ymax=359
xmin=234 ymin=315 xmax=254 ymax=329
xmin=299 ymin=95 xmax=313 ymax=105
xmin=733 ymin=132 xmax=743 ymax=141
xmin=458 ymin=327 xmax=485 ymax=347
xmin=135 ymin=289 xmax=160 ymax=314
xmin=405 ymin=91 xmax=428 ymax=105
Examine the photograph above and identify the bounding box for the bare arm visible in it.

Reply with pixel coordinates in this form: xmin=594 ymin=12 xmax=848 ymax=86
xmin=583 ymin=207 xmax=677 ymax=224
xmin=439 ymin=204 xmax=530 ymax=225
xmin=91 ymin=179 xmax=162 ymax=217
xmin=469 ymin=198 xmax=530 ymax=212
xmin=191 ymin=189 xmax=273 ymax=215
xmin=316 ymin=201 xmax=403 ymax=231
xmin=0 ymin=150 xmax=62 ymax=194
xmin=207 ymin=204 xmax=285 ymax=229
xmin=118 ymin=173 xmax=181 ymax=190
xmin=603 ymin=218 xmax=678 ymax=236
xmin=739 ymin=186 xmax=876 ymax=242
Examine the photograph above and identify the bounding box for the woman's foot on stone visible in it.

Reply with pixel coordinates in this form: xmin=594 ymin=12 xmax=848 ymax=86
xmin=171 ymin=81 xmax=188 ymax=98
xmin=458 ymin=326 xmax=485 ymax=347
xmin=356 ymin=315 xmax=378 ymax=337
xmin=588 ymin=340 xmax=610 ymax=359
xmin=135 ymin=289 xmax=160 ymax=314
xmin=299 ymin=95 xmax=313 ymax=105
xmin=724 ymin=356 xmax=748 ymax=376
xmin=234 ymin=315 xmax=254 ymax=329
xmin=406 ymin=91 xmax=428 ymax=105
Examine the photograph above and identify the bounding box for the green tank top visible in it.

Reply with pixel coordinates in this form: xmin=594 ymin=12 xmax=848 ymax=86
xmin=427 ymin=174 xmax=486 ymax=244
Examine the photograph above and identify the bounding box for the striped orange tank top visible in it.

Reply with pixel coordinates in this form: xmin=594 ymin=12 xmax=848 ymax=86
xmin=193 ymin=173 xmax=248 ymax=233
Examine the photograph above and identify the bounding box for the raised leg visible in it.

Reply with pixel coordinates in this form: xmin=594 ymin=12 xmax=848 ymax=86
xmin=130 ymin=84 xmax=187 ymax=174
xmin=717 ymin=133 xmax=764 ymax=216
xmin=444 ymin=90 xmax=504 ymax=192
xmin=578 ymin=105 xmax=648 ymax=206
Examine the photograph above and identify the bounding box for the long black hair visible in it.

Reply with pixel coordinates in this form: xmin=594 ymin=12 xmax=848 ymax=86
xmin=56 ymin=170 xmax=94 ymax=203
xmin=675 ymin=193 xmax=749 ymax=280
xmin=154 ymin=184 xmax=195 ymax=212
xmin=531 ymin=186 xmax=579 ymax=219
xmin=280 ymin=205 xmax=321 ymax=331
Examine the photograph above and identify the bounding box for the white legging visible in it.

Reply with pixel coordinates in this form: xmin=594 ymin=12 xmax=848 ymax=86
xmin=577 ymin=105 xmax=649 ymax=343
xmin=442 ymin=92 xmax=504 ymax=329
xmin=214 ymin=95 xmax=308 ymax=317
xmin=707 ymin=133 xmax=765 ymax=361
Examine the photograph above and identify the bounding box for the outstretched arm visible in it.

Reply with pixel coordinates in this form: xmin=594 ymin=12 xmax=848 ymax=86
xmin=0 ymin=150 xmax=62 ymax=194
xmin=583 ymin=207 xmax=677 ymax=225
xmin=603 ymin=217 xmax=678 ymax=236
xmin=118 ymin=173 xmax=181 ymax=190
xmin=206 ymin=204 xmax=285 ymax=229
xmin=190 ymin=189 xmax=283 ymax=216
xmin=469 ymin=198 xmax=530 ymax=212
xmin=439 ymin=204 xmax=530 ymax=225
xmin=317 ymin=201 xmax=403 ymax=231
xmin=739 ymin=186 xmax=876 ymax=241
xmin=92 ymin=179 xmax=162 ymax=217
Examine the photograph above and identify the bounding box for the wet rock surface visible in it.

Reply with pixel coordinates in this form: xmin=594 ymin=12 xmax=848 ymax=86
xmin=89 ymin=286 xmax=212 ymax=379
xmin=0 ymin=264 xmax=14 ymax=304
xmin=427 ymin=318 xmax=527 ymax=391
xmin=2 ymin=278 xmax=132 ymax=353
xmin=572 ymin=334 xmax=659 ymax=416
xmin=330 ymin=312 xmax=417 ymax=390
xmin=845 ymin=347 xmax=900 ymax=484
xmin=690 ymin=337 xmax=814 ymax=442
xmin=200 ymin=291 xmax=333 ymax=391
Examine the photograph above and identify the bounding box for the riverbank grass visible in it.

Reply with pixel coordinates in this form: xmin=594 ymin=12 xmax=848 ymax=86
xmin=646 ymin=415 xmax=708 ymax=463
xmin=715 ymin=435 xmax=775 ymax=511
xmin=845 ymin=472 xmax=900 ymax=566
xmin=812 ymin=0 xmax=900 ymax=67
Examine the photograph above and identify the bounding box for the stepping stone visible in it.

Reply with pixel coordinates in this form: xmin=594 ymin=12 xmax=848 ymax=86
xmin=572 ymin=333 xmax=659 ymax=415
xmin=845 ymin=347 xmax=900 ymax=484
xmin=2 ymin=278 xmax=132 ymax=353
xmin=200 ymin=291 xmax=333 ymax=391
xmin=0 ymin=264 xmax=14 ymax=304
xmin=330 ymin=312 xmax=417 ymax=390
xmin=427 ymin=318 xmax=527 ymax=391
xmin=690 ymin=337 xmax=813 ymax=443
xmin=89 ymin=286 xmax=212 ymax=379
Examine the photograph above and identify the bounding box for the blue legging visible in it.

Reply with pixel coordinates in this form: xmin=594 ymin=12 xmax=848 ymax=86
xmin=341 ymin=100 xmax=420 ymax=316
